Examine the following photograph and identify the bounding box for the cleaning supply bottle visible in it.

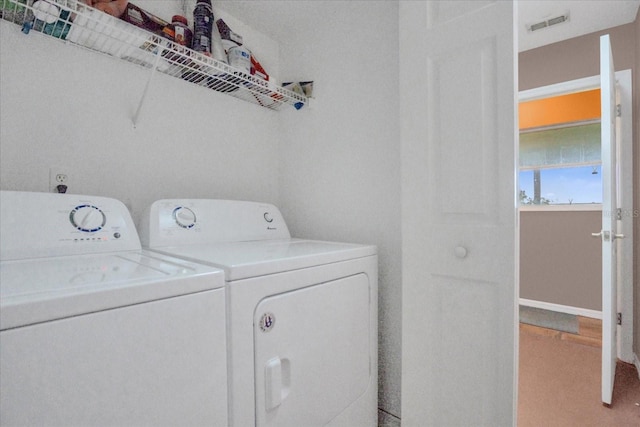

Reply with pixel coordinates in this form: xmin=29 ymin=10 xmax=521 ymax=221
xmin=192 ymin=0 xmax=213 ymax=56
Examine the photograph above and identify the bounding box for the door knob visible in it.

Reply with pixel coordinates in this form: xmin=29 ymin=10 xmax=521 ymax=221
xmin=454 ymin=246 xmax=468 ymax=259
xmin=593 ymin=230 xmax=611 ymax=241
xmin=591 ymin=230 xmax=624 ymax=241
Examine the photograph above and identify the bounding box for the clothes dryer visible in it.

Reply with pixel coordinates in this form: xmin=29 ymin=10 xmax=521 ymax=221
xmin=140 ymin=199 xmax=378 ymax=427
xmin=0 ymin=191 xmax=228 ymax=426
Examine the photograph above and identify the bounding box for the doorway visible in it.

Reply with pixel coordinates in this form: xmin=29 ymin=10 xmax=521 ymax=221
xmin=517 ymin=71 xmax=634 ymax=414
xmin=519 ymin=86 xmax=604 ymax=325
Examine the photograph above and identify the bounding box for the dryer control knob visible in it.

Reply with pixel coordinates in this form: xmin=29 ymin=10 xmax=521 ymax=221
xmin=70 ymin=205 xmax=106 ymax=232
xmin=173 ymin=207 xmax=196 ymax=229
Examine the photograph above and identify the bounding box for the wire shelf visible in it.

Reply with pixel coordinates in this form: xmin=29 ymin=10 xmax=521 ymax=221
xmin=1 ymin=0 xmax=307 ymax=111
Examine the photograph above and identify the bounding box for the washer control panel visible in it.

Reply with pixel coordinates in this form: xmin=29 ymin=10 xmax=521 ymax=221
xmin=1 ymin=191 xmax=141 ymax=261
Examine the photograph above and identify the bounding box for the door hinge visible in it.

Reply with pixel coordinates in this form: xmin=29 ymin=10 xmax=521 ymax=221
xmin=616 ymin=208 xmax=622 ymax=220
xmin=617 ymin=312 xmax=622 ymax=325
xmin=616 ymin=104 xmax=621 ymax=117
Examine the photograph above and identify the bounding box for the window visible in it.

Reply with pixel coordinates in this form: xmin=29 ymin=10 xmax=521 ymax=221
xmin=519 ymin=165 xmax=602 ymax=205
xmin=518 ymin=90 xmax=602 ymax=206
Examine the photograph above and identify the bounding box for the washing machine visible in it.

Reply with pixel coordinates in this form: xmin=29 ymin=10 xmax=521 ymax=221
xmin=0 ymin=191 xmax=228 ymax=426
xmin=140 ymin=199 xmax=378 ymax=427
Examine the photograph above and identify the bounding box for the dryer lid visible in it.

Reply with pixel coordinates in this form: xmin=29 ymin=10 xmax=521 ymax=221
xmin=0 ymin=250 xmax=224 ymax=330
xmin=149 ymin=238 xmax=377 ymax=281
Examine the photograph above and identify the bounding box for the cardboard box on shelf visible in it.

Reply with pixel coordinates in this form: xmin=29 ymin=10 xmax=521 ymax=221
xmin=120 ymin=2 xmax=169 ymax=38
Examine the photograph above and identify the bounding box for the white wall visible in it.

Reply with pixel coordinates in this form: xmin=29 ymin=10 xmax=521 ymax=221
xmin=276 ymin=1 xmax=402 ymax=420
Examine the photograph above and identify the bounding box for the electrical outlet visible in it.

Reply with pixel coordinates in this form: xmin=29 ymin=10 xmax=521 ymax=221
xmin=49 ymin=169 xmax=69 ymax=193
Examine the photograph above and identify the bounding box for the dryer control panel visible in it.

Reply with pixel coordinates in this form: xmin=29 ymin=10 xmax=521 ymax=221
xmin=140 ymin=199 xmax=291 ymax=248
xmin=0 ymin=191 xmax=140 ymax=261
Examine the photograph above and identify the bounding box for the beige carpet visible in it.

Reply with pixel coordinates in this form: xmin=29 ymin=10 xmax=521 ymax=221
xmin=519 ymin=328 xmax=640 ymax=426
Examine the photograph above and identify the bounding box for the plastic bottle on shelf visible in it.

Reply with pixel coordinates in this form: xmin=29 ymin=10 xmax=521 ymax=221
xmin=169 ymin=15 xmax=192 ymax=48
xmin=192 ymin=0 xmax=213 ymax=56
xmin=163 ymin=15 xmax=192 ymax=63
xmin=192 ymin=0 xmax=227 ymax=63
xmin=228 ymin=45 xmax=251 ymax=74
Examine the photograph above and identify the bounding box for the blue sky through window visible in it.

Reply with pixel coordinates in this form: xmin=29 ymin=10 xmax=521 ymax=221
xmin=519 ymin=165 xmax=602 ymax=205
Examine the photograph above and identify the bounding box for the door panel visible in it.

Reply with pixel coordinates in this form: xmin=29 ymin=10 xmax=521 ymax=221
xmin=253 ymin=274 xmax=371 ymax=426
xmin=401 ymin=1 xmax=517 ymax=425
xmin=429 ymin=38 xmax=500 ymax=220
xmin=430 ymin=275 xmax=502 ymax=423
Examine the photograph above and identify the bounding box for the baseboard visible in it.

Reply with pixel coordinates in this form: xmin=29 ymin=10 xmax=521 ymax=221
xmin=634 ymin=353 xmax=640 ymax=380
xmin=519 ymin=298 xmax=602 ymax=319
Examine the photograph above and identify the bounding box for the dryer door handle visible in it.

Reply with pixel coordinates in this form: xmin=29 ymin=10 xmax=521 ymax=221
xmin=265 ymin=357 xmax=290 ymax=411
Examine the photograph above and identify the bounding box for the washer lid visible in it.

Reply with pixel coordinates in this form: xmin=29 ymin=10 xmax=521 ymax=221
xmin=0 ymin=250 xmax=224 ymax=330
xmin=150 ymin=238 xmax=377 ymax=281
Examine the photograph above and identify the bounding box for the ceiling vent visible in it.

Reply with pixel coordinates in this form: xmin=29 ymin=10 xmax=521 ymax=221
xmin=526 ymin=12 xmax=570 ymax=32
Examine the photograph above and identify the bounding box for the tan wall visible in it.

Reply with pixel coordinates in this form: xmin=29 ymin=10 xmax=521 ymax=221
xmin=519 ymin=16 xmax=638 ymax=356
xmin=519 ymin=22 xmax=636 ymax=91
xmin=520 ymin=211 xmax=602 ymax=310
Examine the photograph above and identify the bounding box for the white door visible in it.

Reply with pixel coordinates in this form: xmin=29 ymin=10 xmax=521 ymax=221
xmin=598 ymin=34 xmax=620 ymax=407
xmin=615 ymin=69 xmax=634 ymax=365
xmin=400 ymin=1 xmax=517 ymax=426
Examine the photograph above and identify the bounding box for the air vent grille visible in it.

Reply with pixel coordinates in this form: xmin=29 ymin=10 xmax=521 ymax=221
xmin=530 ymin=21 xmax=548 ymax=31
xmin=527 ymin=12 xmax=570 ymax=32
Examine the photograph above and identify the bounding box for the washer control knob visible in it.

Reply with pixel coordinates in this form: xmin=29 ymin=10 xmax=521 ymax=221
xmin=173 ymin=207 xmax=196 ymax=229
xmin=264 ymin=212 xmax=274 ymax=223
xmin=70 ymin=205 xmax=106 ymax=232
